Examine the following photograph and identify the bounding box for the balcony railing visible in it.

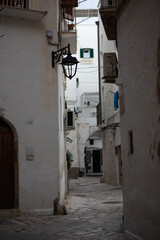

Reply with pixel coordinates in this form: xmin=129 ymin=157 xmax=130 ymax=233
xmin=99 ymin=0 xmax=118 ymax=40
xmin=100 ymin=0 xmax=116 ymax=8
xmin=0 ymin=0 xmax=46 ymax=12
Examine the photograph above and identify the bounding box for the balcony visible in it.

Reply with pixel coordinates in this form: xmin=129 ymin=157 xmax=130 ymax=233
xmin=99 ymin=0 xmax=130 ymax=40
xmin=61 ymin=3 xmax=77 ymax=54
xmin=61 ymin=0 xmax=78 ymax=22
xmin=61 ymin=0 xmax=78 ymax=8
xmin=100 ymin=0 xmax=117 ymax=8
xmin=102 ymin=52 xmax=118 ymax=83
xmin=0 ymin=0 xmax=47 ymax=20
xmin=99 ymin=0 xmax=118 ymax=40
xmin=61 ymin=18 xmax=77 ymax=54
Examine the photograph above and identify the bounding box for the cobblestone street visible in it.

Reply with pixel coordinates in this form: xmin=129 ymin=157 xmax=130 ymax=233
xmin=0 ymin=177 xmax=129 ymax=240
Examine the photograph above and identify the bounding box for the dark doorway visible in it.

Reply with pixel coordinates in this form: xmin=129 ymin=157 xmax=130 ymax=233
xmin=0 ymin=119 xmax=15 ymax=209
xmin=93 ymin=150 xmax=101 ymax=173
xmin=85 ymin=150 xmax=92 ymax=173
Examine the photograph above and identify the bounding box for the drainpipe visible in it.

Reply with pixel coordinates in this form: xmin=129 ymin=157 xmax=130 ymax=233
xmin=95 ymin=21 xmax=102 ymax=124
xmin=58 ymin=0 xmax=61 ymax=49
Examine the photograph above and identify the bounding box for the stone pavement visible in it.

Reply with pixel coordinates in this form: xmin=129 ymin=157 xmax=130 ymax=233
xmin=0 ymin=177 xmax=130 ymax=240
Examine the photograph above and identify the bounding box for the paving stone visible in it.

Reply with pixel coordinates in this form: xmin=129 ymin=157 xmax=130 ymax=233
xmin=0 ymin=177 xmax=130 ymax=240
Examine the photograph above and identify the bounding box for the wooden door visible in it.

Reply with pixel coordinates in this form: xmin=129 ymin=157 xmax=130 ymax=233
xmin=0 ymin=122 xmax=15 ymax=209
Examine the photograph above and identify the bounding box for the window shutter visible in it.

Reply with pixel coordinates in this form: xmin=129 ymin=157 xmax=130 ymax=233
xmin=80 ymin=49 xmax=84 ymax=58
xmin=90 ymin=48 xmax=94 ymax=58
xmin=63 ymin=7 xmax=74 ymax=21
xmin=61 ymin=0 xmax=78 ymax=8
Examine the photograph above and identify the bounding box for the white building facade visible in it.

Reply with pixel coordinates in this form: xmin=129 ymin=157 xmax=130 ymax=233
xmin=117 ymin=0 xmax=160 ymax=238
xmin=0 ymin=0 xmax=78 ymax=215
xmin=97 ymin=6 xmax=122 ymax=186
xmin=99 ymin=0 xmax=160 ymax=239
xmin=65 ymin=14 xmax=102 ymax=178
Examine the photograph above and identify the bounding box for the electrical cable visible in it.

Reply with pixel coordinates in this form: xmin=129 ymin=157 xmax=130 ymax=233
xmin=77 ymin=70 xmax=98 ymax=73
xmin=77 ymin=66 xmax=98 ymax=69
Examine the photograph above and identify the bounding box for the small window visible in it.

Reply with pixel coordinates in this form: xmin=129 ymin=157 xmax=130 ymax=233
xmin=90 ymin=139 xmax=94 ymax=145
xmin=84 ymin=49 xmax=90 ymax=58
xmin=128 ymin=130 xmax=134 ymax=154
xmin=76 ymin=78 xmax=79 ymax=88
xmin=80 ymin=48 xmax=94 ymax=59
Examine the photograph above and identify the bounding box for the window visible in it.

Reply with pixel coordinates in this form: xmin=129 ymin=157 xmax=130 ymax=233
xmin=84 ymin=49 xmax=90 ymax=58
xmin=128 ymin=130 xmax=134 ymax=154
xmin=90 ymin=139 xmax=94 ymax=145
xmin=76 ymin=78 xmax=79 ymax=88
xmin=80 ymin=48 xmax=94 ymax=59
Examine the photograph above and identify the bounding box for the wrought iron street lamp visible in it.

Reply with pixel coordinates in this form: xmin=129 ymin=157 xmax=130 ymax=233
xmin=52 ymin=44 xmax=79 ymax=80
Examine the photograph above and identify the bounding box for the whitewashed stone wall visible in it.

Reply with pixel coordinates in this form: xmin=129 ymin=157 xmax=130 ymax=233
xmin=117 ymin=0 xmax=160 ymax=238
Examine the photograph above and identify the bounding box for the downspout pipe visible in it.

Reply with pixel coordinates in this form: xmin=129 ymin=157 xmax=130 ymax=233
xmin=95 ymin=21 xmax=102 ymax=124
xmin=58 ymin=0 xmax=61 ymax=49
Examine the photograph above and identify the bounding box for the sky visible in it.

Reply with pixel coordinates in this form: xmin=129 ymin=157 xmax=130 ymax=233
xmin=77 ymin=0 xmax=99 ymax=9
xmin=76 ymin=0 xmax=99 ymax=24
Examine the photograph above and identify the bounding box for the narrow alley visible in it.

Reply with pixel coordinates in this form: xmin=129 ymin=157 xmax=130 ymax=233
xmin=0 ymin=177 xmax=129 ymax=240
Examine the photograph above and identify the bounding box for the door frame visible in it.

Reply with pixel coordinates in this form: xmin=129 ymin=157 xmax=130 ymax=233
xmin=0 ymin=117 xmax=19 ymax=209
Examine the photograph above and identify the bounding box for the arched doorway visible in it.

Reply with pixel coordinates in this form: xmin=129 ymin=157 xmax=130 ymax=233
xmin=0 ymin=118 xmax=18 ymax=209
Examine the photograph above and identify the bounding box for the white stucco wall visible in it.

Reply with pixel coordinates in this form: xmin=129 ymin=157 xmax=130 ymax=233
xmin=76 ymin=93 xmax=100 ymax=169
xmin=0 ymin=1 xmax=66 ymax=213
xmin=65 ymin=19 xmax=100 ymax=173
xmin=66 ymin=92 xmax=100 ymax=171
xmin=117 ymin=0 xmax=160 ymax=239
xmin=58 ymin=69 xmax=67 ymax=205
xmin=66 ymin=129 xmax=78 ymax=168
xmin=98 ymin=11 xmax=121 ymax=185
xmin=85 ymin=139 xmax=102 ymax=149
xmin=102 ymin=129 xmax=118 ymax=186
xmin=65 ymin=20 xmax=99 ymax=105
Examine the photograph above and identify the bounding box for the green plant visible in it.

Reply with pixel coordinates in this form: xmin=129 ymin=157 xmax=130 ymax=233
xmin=66 ymin=150 xmax=73 ymax=170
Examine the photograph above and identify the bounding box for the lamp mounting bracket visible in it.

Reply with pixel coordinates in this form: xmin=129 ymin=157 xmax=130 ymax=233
xmin=52 ymin=44 xmax=70 ymax=68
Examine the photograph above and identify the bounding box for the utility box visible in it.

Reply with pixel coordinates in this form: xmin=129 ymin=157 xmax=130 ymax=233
xmin=103 ymin=52 xmax=118 ymax=83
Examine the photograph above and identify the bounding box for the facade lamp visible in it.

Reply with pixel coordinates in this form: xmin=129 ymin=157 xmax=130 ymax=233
xmin=52 ymin=44 xmax=79 ymax=80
